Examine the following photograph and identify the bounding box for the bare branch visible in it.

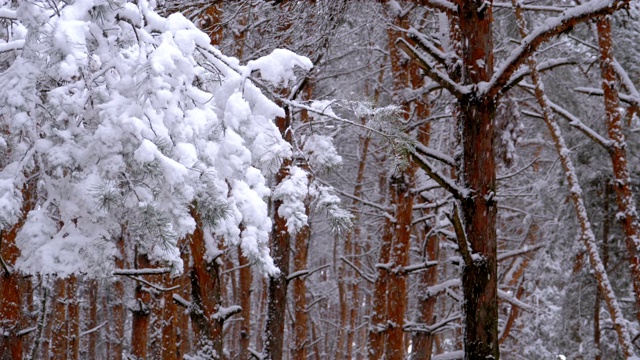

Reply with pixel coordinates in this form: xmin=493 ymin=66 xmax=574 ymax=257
xmin=448 ymin=202 xmax=472 ymax=268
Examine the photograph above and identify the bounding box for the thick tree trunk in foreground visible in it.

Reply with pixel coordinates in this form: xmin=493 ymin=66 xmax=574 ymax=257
xmin=131 ymin=253 xmax=151 ymax=359
xmin=189 ymin=208 xmax=224 ymax=359
xmin=0 ymin=180 xmax=34 ymax=360
xmin=456 ymin=3 xmax=499 ymax=359
xmin=161 ymin=273 xmax=178 ymax=360
xmin=264 ymin=107 xmax=292 ymax=360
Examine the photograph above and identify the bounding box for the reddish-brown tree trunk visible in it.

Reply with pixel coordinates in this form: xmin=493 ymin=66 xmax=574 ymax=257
xmin=291 ymin=214 xmax=311 ymax=360
xmin=0 ymin=180 xmax=35 ymax=359
xmin=161 ymin=273 xmax=178 ymax=360
xmin=237 ymin=245 xmax=252 ymax=360
xmin=67 ymin=275 xmax=80 ymax=360
xmin=264 ymin=131 xmax=292 ymax=360
xmin=86 ymin=279 xmax=99 ymax=360
xmin=595 ymin=15 xmax=640 ymax=322
xmin=131 ymin=253 xmax=151 ymax=359
xmin=177 ymin=240 xmax=192 ymax=358
xmin=189 ymin=208 xmax=224 ymax=359
xmin=51 ymin=277 xmax=69 ymax=360
xmin=112 ymin=232 xmax=126 ymax=360
xmin=367 ymin=208 xmax=392 ymax=359
xmin=455 ymin=2 xmax=499 ymax=359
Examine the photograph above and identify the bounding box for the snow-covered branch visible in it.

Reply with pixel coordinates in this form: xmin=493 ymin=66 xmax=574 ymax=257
xmin=396 ymin=38 xmax=469 ymax=98
xmin=485 ymin=0 xmax=630 ymax=99
xmin=410 ymin=150 xmax=468 ymax=201
xmin=413 ymin=143 xmax=455 ymax=167
xmin=112 ymin=268 xmax=173 ymax=276
xmin=502 ymin=58 xmax=575 ymax=95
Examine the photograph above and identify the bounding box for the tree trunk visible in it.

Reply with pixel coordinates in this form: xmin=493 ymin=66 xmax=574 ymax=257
xmin=67 ymin=275 xmax=80 ymax=360
xmin=453 ymin=3 xmax=500 ymax=359
xmin=51 ymin=277 xmax=69 ymax=360
xmin=189 ymin=208 xmax=224 ymax=359
xmin=112 ymin=232 xmax=126 ymax=360
xmin=0 ymin=179 xmax=35 ymax=360
xmin=86 ymin=279 xmax=99 ymax=360
xmin=291 ymin=211 xmax=311 ymax=360
xmin=131 ymin=252 xmax=151 ymax=360
xmin=367 ymin=206 xmax=392 ymax=359
xmin=264 ymin=153 xmax=292 ymax=360
xmin=595 ymin=14 xmax=640 ymax=322
xmin=237 ymin=245 xmax=252 ymax=360
xmin=161 ymin=273 xmax=178 ymax=360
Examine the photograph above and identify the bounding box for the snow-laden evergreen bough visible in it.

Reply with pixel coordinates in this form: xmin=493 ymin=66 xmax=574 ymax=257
xmin=0 ymin=0 xmax=313 ymax=277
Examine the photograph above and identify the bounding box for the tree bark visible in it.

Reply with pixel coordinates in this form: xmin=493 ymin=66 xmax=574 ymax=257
xmin=291 ymin=208 xmax=311 ymax=360
xmin=594 ymin=14 xmax=640 ymax=322
xmin=264 ymin=112 xmax=292 ymax=360
xmin=130 ymin=252 xmax=151 ymax=360
xmin=86 ymin=280 xmax=99 ymax=360
xmin=67 ymin=275 xmax=80 ymax=360
xmin=51 ymin=277 xmax=69 ymax=360
xmin=161 ymin=273 xmax=178 ymax=360
xmin=0 ymin=179 xmax=35 ymax=360
xmin=456 ymin=2 xmax=499 ymax=359
xmin=237 ymin=245 xmax=252 ymax=360
xmin=112 ymin=232 xmax=126 ymax=360
xmin=189 ymin=208 xmax=224 ymax=359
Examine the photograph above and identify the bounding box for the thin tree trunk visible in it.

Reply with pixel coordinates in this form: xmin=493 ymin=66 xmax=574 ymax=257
xmin=237 ymin=245 xmax=252 ymax=360
xmin=594 ymin=14 xmax=640 ymax=322
xmin=292 ymin=208 xmax=311 ymax=360
xmin=86 ymin=279 xmax=98 ymax=360
xmin=67 ymin=275 xmax=80 ymax=360
xmin=162 ymin=273 xmax=178 ymax=360
xmin=51 ymin=277 xmax=69 ymax=360
xmin=367 ymin=207 xmax=392 ymax=359
xmin=112 ymin=232 xmax=126 ymax=360
xmin=512 ymin=3 xmax=636 ymax=357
